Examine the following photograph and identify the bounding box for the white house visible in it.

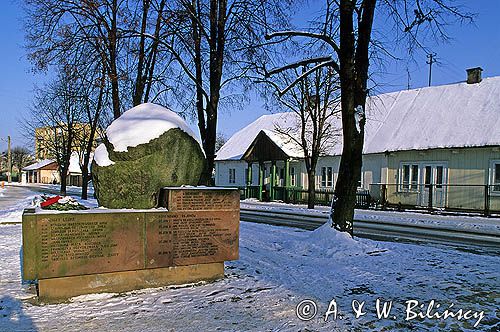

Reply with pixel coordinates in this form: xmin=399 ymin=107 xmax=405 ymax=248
xmin=215 ymin=68 xmax=500 ymax=213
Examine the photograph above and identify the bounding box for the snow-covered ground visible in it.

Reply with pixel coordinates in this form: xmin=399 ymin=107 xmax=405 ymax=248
xmin=0 ymin=187 xmax=499 ymax=331
xmin=242 ymin=199 xmax=500 ymax=235
xmin=8 ymin=182 xmax=94 ymax=197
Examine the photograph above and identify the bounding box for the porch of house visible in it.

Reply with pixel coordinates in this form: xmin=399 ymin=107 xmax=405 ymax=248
xmin=232 ymin=130 xmax=371 ymax=208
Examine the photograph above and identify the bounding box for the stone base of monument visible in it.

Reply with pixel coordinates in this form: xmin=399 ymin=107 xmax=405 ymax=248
xmin=37 ymin=263 xmax=224 ymax=301
xmin=22 ymin=188 xmax=239 ymax=302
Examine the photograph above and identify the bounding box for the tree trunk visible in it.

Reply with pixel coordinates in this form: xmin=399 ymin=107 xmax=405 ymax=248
xmin=331 ymin=0 xmax=375 ymax=235
xmin=307 ymin=169 xmax=316 ymax=209
xmin=198 ymin=0 xmax=226 ymax=186
xmin=81 ymin=150 xmax=90 ymax=200
xmin=132 ymin=0 xmax=150 ymax=106
xmin=199 ymin=105 xmax=217 ymax=185
xmin=60 ymin=166 xmax=68 ymax=196
xmin=81 ymin=170 xmax=89 ymax=200
xmin=332 ymin=132 xmax=363 ymax=235
xmin=109 ymin=0 xmax=120 ymax=119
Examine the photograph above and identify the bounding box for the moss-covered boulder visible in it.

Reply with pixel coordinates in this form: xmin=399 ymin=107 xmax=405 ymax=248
xmin=92 ymin=103 xmax=205 ymax=209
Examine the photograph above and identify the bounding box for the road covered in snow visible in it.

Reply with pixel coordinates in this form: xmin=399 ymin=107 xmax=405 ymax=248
xmin=0 ymin=186 xmax=499 ymax=331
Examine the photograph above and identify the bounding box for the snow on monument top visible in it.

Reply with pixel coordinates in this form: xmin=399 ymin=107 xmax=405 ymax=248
xmin=107 ymin=102 xmax=200 ymax=152
xmin=94 ymin=144 xmax=115 ymax=167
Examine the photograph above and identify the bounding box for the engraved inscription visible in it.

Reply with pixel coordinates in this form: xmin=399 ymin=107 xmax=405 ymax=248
xmin=35 ymin=214 xmax=144 ymax=279
xmin=146 ymin=210 xmax=239 ymax=268
xmin=147 ymin=214 xmax=174 ymax=267
xmin=24 ymin=190 xmax=239 ymax=279
xmin=39 ymin=218 xmax=119 ymax=262
xmin=172 ymin=214 xmax=230 ymax=258
xmin=168 ymin=190 xmax=239 ymax=211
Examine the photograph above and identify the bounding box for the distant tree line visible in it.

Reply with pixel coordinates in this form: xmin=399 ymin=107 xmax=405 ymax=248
xmin=0 ymin=147 xmax=34 ymax=181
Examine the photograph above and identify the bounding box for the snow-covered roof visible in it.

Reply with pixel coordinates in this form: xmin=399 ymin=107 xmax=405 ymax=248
xmin=364 ymin=76 xmax=500 ymax=153
xmin=106 ymin=102 xmax=201 ymax=152
xmin=23 ymin=153 xmax=92 ymax=173
xmin=261 ymin=129 xmax=304 ymax=158
xmin=216 ymin=76 xmax=500 ymax=160
xmin=23 ymin=159 xmax=56 ymax=171
xmin=216 ymin=113 xmax=304 ymax=161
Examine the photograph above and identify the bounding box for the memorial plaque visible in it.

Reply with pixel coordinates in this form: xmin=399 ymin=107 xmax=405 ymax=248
xmin=162 ymin=188 xmax=239 ymax=211
xmin=24 ymin=212 xmax=145 ymax=279
xmin=145 ymin=210 xmax=239 ymax=268
xmin=22 ymin=188 xmax=240 ymax=300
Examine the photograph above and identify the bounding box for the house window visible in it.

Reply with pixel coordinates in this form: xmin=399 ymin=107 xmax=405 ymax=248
xmin=491 ymin=161 xmax=500 ymax=192
xmin=245 ymin=168 xmax=248 ymax=184
xmin=290 ymin=167 xmax=296 ymax=187
xmin=229 ymin=168 xmax=236 ymax=184
xmin=357 ymin=172 xmax=364 ymax=189
xmin=411 ymin=165 xmax=419 ymax=187
xmin=327 ymin=167 xmax=333 ymax=187
xmin=321 ymin=167 xmax=333 ymax=187
xmin=402 ymin=165 xmax=410 ymax=190
xmin=436 ymin=165 xmax=444 ymax=189
xmin=400 ymin=163 xmax=419 ymax=191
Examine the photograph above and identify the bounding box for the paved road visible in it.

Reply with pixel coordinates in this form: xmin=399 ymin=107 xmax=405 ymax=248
xmin=0 ymin=186 xmax=37 ymax=210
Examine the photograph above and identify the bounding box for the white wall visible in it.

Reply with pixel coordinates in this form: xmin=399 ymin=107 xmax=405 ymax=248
xmin=215 ymin=160 xmax=247 ymax=187
xmin=361 ymin=153 xmax=388 ymax=189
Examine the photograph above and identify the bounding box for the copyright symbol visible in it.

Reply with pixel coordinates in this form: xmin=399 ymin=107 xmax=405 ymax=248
xmin=296 ymin=299 xmax=317 ymax=321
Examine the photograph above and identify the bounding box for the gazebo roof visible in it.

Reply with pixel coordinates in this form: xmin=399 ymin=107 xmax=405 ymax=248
xmin=243 ymin=130 xmax=295 ymax=162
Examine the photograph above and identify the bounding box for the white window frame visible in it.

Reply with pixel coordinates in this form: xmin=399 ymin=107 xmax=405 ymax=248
xmin=357 ymin=171 xmax=364 ymax=189
xmin=229 ymin=168 xmax=236 ymax=184
xmin=398 ymin=161 xmax=449 ymax=192
xmin=490 ymin=160 xmax=500 ymax=194
xmin=321 ymin=166 xmax=333 ymax=188
xmin=399 ymin=163 xmax=420 ymax=192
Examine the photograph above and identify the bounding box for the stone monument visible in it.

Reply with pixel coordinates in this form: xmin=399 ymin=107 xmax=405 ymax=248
xmin=22 ymin=103 xmax=239 ymax=302
xmin=92 ymin=103 xmax=206 ymax=209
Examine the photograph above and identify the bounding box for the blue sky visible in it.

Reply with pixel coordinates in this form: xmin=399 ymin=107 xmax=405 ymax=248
xmin=1 ymin=0 xmax=499 ymax=153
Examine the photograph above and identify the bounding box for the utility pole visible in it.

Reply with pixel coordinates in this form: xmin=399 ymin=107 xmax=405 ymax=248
xmin=426 ymin=53 xmax=437 ymax=87
xmin=406 ymin=68 xmax=411 ymax=90
xmin=7 ymin=136 xmax=12 ymax=183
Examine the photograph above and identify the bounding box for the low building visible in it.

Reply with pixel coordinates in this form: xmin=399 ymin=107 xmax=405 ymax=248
xmin=22 ymin=160 xmax=59 ymax=184
xmin=21 ymin=152 xmax=89 ymax=186
xmin=215 ymin=69 xmax=500 ymax=213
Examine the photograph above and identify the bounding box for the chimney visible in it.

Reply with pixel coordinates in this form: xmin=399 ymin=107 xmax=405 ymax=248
xmin=466 ymin=67 xmax=483 ymax=84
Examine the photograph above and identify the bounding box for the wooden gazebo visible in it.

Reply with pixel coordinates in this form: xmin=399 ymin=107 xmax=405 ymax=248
xmin=242 ymin=130 xmax=295 ymax=201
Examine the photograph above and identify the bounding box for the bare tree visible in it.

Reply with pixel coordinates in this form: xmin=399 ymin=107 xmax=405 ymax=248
xmin=25 ymin=69 xmax=85 ymax=195
xmin=139 ymin=0 xmax=291 ymax=185
xmin=10 ymin=147 xmax=34 ymax=181
xmin=24 ymin=0 xmax=174 ymax=119
xmin=72 ymin=63 xmax=109 ymax=200
xmin=262 ymin=65 xmax=340 ymax=209
xmin=265 ymin=0 xmax=473 ymax=234
xmin=215 ymin=132 xmax=227 ymax=152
